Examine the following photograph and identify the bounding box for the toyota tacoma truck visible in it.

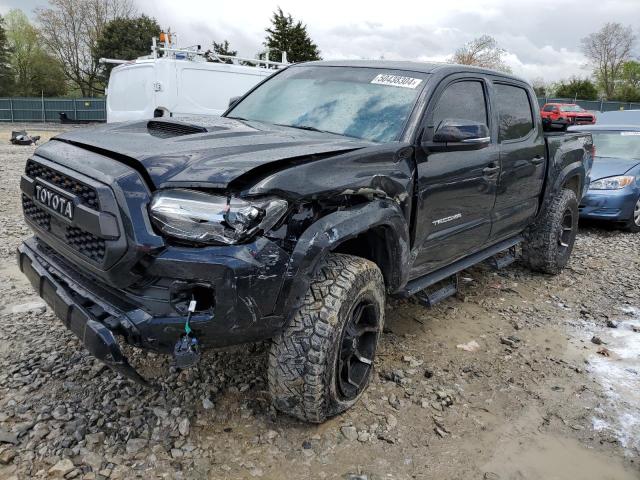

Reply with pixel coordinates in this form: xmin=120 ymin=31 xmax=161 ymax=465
xmin=17 ymin=61 xmax=592 ymax=423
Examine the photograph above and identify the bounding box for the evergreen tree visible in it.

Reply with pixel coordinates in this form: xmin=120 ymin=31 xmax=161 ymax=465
xmin=210 ymin=40 xmax=237 ymax=64
xmin=0 ymin=15 xmax=13 ymax=95
xmin=264 ymin=8 xmax=320 ymax=63
xmin=553 ymin=77 xmax=598 ymax=100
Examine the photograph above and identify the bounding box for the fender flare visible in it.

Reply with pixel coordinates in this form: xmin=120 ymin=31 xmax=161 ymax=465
xmin=275 ymin=199 xmax=410 ymax=318
xmin=539 ymin=161 xmax=585 ymax=219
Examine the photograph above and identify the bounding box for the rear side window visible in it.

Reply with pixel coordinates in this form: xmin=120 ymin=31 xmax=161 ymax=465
xmin=494 ymin=84 xmax=534 ymax=141
xmin=543 ymin=105 xmax=556 ymax=112
xmin=432 ymin=80 xmax=488 ymax=128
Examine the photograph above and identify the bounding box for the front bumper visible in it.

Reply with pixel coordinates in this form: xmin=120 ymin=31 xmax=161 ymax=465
xmin=18 ymin=239 xmax=151 ymax=386
xmin=579 ymin=187 xmax=638 ymax=221
xmin=18 ymin=236 xmax=290 ymax=385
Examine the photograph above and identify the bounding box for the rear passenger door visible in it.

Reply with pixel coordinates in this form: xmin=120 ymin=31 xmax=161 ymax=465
xmin=490 ymin=81 xmax=546 ymax=241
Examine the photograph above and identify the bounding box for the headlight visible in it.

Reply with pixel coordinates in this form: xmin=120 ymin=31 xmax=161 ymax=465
xmin=149 ymin=189 xmax=288 ymax=244
xmin=589 ymin=175 xmax=635 ymax=190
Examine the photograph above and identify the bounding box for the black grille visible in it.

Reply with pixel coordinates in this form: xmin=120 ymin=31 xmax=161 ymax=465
xmin=65 ymin=227 xmax=106 ymax=262
xmin=22 ymin=194 xmax=51 ymax=230
xmin=25 ymin=160 xmax=99 ymax=209
xmin=147 ymin=120 xmax=207 ymax=138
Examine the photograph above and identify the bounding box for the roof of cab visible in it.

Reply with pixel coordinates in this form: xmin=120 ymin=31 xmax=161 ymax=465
xmin=294 ymin=59 xmax=527 ymax=83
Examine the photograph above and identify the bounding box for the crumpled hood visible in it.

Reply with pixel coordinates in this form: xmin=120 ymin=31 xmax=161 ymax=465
xmin=52 ymin=117 xmax=371 ymax=189
xmin=590 ymin=156 xmax=640 ymax=181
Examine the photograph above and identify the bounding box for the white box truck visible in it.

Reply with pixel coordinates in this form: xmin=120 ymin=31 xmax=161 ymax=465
xmin=103 ymin=35 xmax=287 ymax=123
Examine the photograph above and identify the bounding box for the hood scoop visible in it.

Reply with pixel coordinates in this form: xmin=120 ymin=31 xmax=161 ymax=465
xmin=147 ymin=120 xmax=207 ymax=139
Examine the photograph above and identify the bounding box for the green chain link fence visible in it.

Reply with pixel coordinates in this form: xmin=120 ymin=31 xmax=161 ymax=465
xmin=0 ymin=96 xmax=638 ymax=123
xmin=537 ymin=97 xmax=640 ymax=112
xmin=0 ymin=97 xmax=106 ymax=122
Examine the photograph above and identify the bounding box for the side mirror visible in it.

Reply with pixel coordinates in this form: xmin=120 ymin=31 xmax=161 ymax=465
xmin=228 ymin=96 xmax=241 ymax=108
xmin=428 ymin=119 xmax=490 ymax=151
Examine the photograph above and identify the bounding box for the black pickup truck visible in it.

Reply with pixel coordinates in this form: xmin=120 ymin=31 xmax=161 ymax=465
xmin=17 ymin=61 xmax=592 ymax=423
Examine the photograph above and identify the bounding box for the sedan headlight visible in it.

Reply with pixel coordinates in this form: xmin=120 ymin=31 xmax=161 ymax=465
xmin=149 ymin=189 xmax=288 ymax=244
xmin=589 ymin=175 xmax=635 ymax=190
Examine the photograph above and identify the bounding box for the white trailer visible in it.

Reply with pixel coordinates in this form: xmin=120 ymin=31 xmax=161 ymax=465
xmin=102 ymin=35 xmax=287 ymax=123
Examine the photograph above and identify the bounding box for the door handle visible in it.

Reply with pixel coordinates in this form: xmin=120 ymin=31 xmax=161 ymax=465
xmin=531 ymin=156 xmax=544 ymax=165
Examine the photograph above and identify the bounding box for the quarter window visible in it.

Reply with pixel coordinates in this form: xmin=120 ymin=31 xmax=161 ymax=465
xmin=494 ymin=84 xmax=534 ymax=141
xmin=432 ymin=80 xmax=488 ymax=128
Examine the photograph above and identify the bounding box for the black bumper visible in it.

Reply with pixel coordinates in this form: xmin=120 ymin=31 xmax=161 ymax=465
xmin=17 ymin=240 xmax=151 ymax=386
xmin=17 ymin=237 xmax=290 ymax=386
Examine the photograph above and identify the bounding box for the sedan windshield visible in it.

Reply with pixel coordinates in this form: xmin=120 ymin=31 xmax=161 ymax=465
xmin=226 ymin=66 xmax=429 ymax=143
xmin=592 ymin=131 xmax=640 ymax=160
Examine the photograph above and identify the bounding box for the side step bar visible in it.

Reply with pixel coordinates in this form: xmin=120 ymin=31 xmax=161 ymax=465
xmin=401 ymin=235 xmax=522 ymax=298
xmin=415 ymin=275 xmax=458 ymax=307
xmin=485 ymin=245 xmax=518 ymax=270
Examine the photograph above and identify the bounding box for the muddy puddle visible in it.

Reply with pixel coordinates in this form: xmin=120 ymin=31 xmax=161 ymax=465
xmin=587 ymin=306 xmax=640 ymax=455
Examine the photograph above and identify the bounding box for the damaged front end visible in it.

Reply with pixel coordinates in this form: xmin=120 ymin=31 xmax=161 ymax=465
xmin=17 ymin=119 xmax=416 ymax=387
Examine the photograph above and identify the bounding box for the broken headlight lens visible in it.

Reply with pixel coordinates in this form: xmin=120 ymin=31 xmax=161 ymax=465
xmin=589 ymin=175 xmax=635 ymax=190
xmin=149 ymin=189 xmax=288 ymax=244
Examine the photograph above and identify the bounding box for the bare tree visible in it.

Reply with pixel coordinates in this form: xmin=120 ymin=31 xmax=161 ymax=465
xmin=450 ymin=35 xmax=512 ymax=73
xmin=36 ymin=0 xmax=134 ymax=96
xmin=581 ymin=22 xmax=635 ymax=99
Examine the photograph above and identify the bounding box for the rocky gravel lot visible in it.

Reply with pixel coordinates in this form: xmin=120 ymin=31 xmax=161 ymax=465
xmin=0 ymin=125 xmax=639 ymax=479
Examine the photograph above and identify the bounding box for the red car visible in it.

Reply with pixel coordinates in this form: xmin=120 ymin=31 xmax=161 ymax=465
xmin=541 ymin=103 xmax=596 ymax=126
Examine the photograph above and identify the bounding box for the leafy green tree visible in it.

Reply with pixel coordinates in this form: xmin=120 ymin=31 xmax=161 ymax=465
xmin=553 ymin=77 xmax=598 ymax=100
xmin=616 ymin=60 xmax=640 ymax=101
xmin=0 ymin=15 xmax=13 ymax=95
xmin=264 ymin=8 xmax=320 ymax=63
xmin=94 ymin=15 xmax=161 ymax=84
xmin=5 ymin=9 xmax=66 ymax=96
xmin=37 ymin=0 xmax=135 ymax=97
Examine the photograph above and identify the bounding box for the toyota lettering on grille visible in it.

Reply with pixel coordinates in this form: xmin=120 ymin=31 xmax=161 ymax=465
xmin=34 ymin=183 xmax=74 ymax=220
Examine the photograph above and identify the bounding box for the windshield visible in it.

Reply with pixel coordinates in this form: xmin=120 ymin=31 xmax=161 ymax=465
xmin=560 ymin=105 xmax=583 ymax=112
xmin=592 ymin=131 xmax=640 ymax=160
xmin=226 ymin=66 xmax=429 ymax=143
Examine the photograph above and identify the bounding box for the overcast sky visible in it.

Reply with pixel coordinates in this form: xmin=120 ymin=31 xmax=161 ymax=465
xmin=2 ymin=0 xmax=639 ymax=82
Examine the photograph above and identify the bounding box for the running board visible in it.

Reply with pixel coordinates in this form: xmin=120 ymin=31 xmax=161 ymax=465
xmin=401 ymin=236 xmax=523 ymax=297
xmin=485 ymin=245 xmax=517 ymax=270
xmin=415 ymin=275 xmax=458 ymax=307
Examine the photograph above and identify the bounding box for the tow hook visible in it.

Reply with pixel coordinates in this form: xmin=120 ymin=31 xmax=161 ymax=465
xmin=173 ymin=299 xmax=201 ymax=369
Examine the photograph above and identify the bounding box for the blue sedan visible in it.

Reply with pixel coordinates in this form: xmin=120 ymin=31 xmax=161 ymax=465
xmin=568 ymin=125 xmax=640 ymax=232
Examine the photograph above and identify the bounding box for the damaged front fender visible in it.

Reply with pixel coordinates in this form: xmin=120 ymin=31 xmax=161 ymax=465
xmin=276 ymin=199 xmax=411 ymax=319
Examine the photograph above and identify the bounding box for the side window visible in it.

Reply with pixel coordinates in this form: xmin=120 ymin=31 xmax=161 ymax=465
xmin=432 ymin=80 xmax=488 ymax=129
xmin=543 ymin=105 xmax=555 ymax=112
xmin=494 ymin=83 xmax=534 ymax=142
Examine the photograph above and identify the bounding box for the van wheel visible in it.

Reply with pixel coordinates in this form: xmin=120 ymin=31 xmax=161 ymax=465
xmin=522 ymin=188 xmax=579 ymax=274
xmin=625 ymin=195 xmax=640 ymax=232
xmin=268 ymin=254 xmax=385 ymax=423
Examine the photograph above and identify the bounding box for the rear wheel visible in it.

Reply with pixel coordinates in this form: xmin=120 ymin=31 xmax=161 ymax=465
xmin=624 ymin=195 xmax=640 ymax=233
xmin=522 ymin=188 xmax=579 ymax=274
xmin=268 ymin=254 xmax=385 ymax=423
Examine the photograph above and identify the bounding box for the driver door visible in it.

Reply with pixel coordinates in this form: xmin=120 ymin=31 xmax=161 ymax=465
xmin=410 ymin=76 xmax=500 ymax=278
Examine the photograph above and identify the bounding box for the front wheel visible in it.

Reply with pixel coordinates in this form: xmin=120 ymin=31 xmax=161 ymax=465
xmin=522 ymin=188 xmax=579 ymax=274
xmin=268 ymin=254 xmax=385 ymax=423
xmin=624 ymin=195 xmax=640 ymax=233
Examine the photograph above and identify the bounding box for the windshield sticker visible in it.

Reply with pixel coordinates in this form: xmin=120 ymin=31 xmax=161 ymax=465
xmin=371 ymin=74 xmax=423 ymax=89
xmin=620 ymin=131 xmax=640 ymax=136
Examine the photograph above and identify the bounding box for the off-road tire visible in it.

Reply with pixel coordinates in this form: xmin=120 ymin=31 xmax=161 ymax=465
xmin=624 ymin=194 xmax=640 ymax=233
xmin=268 ymin=254 xmax=385 ymax=423
xmin=522 ymin=188 xmax=579 ymax=274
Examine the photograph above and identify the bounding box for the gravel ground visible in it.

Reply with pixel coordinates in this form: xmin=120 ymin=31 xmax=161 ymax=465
xmin=0 ymin=125 xmax=639 ymax=480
